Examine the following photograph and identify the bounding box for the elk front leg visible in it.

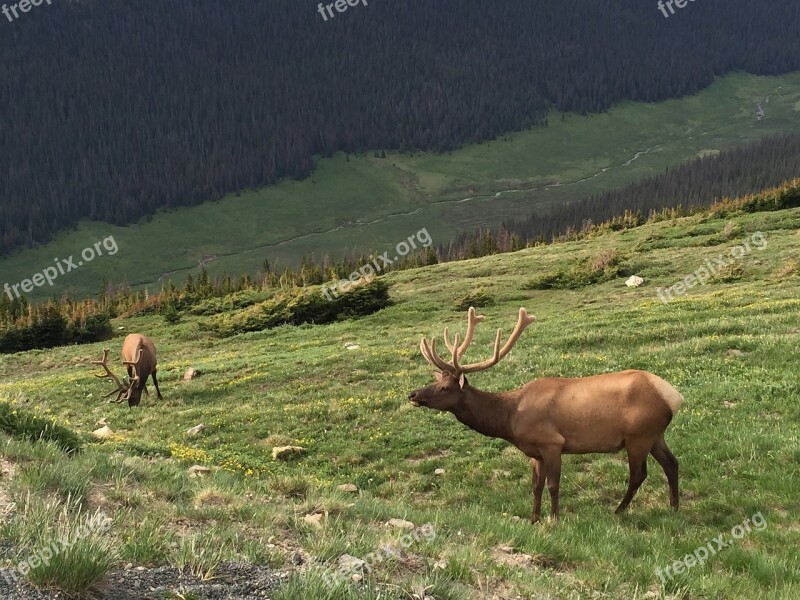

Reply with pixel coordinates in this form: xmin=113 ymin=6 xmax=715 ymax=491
xmin=539 ymin=445 xmax=563 ymax=520
xmin=531 ymin=458 xmax=546 ymax=524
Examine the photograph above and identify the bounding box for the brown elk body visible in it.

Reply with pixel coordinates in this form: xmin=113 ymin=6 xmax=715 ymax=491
xmin=93 ymin=334 xmax=163 ymax=407
xmin=408 ymin=308 xmax=683 ymax=521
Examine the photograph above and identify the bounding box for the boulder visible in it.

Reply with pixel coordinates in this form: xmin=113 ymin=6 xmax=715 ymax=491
xmin=92 ymin=425 xmax=114 ymax=440
xmin=187 ymin=465 xmax=211 ymax=478
xmin=303 ymin=512 xmax=325 ymax=529
xmin=625 ymin=275 xmax=644 ymax=288
xmin=186 ymin=424 xmax=206 ymax=437
xmin=271 ymin=445 xmax=306 ymax=460
xmin=386 ymin=518 xmax=415 ymax=530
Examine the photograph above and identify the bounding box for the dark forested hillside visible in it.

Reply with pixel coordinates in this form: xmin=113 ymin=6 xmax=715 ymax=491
xmin=491 ymin=132 xmax=800 ymax=248
xmin=1 ymin=0 xmax=799 ymax=255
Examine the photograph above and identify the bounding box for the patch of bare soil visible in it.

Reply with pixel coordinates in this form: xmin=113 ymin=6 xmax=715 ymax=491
xmin=0 ymin=458 xmax=17 ymax=522
xmin=406 ymin=449 xmax=451 ymax=465
xmin=492 ymin=544 xmax=563 ymax=571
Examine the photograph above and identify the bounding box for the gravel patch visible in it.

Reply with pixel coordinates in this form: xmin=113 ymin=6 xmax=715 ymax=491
xmin=0 ymin=561 xmax=287 ymax=599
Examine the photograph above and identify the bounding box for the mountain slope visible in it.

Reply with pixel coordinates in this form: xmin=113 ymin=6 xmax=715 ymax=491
xmin=0 ymin=200 xmax=798 ymax=598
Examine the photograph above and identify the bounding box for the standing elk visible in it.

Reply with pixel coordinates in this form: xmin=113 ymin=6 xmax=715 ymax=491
xmin=92 ymin=334 xmax=163 ymax=407
xmin=408 ymin=307 xmax=683 ymax=522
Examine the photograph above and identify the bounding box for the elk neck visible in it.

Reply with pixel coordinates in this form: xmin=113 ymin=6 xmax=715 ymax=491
xmin=450 ymin=384 xmax=520 ymax=442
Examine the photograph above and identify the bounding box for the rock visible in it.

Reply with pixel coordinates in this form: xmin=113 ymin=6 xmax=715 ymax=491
xmin=434 ymin=468 xmax=445 ymax=476
xmin=338 ymin=483 xmax=359 ymax=493
xmin=625 ymin=275 xmax=644 ymax=288
xmin=96 ymin=417 xmax=108 ymax=427
xmin=303 ymin=513 xmax=324 ymax=529
xmin=345 ymin=343 xmax=360 ymax=351
xmin=186 ymin=424 xmax=206 ymax=437
xmin=338 ymin=554 xmax=365 ymax=570
xmin=187 ymin=465 xmax=211 ymax=478
xmin=183 ymin=368 xmax=200 ymax=381
xmin=271 ymin=446 xmax=305 ymax=460
xmin=387 ymin=518 xmax=415 ymax=530
xmin=726 ymin=349 xmax=745 ymax=357
xmin=92 ymin=425 xmax=114 ymax=439
xmin=493 ymin=544 xmax=536 ymax=568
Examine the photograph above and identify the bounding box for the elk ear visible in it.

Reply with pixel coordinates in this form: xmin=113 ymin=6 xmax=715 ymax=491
xmin=434 ymin=371 xmax=444 ymax=381
xmin=458 ymin=373 xmax=467 ymax=389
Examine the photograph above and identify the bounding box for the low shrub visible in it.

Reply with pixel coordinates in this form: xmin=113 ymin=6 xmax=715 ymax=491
xmin=203 ymin=279 xmax=391 ymax=337
xmin=189 ymin=288 xmax=276 ymax=316
xmin=775 ymin=258 xmax=799 ymax=279
xmin=454 ymin=289 xmax=496 ymax=311
xmin=526 ymin=249 xmax=623 ymax=290
xmin=709 ymin=263 xmax=746 ymax=283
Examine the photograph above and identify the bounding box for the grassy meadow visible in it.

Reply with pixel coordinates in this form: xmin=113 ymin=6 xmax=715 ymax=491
xmin=0 ymin=204 xmax=799 ymax=598
xmin=2 ymin=71 xmax=800 ymax=300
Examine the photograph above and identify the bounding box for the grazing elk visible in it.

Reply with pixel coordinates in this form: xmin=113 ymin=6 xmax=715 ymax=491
xmin=92 ymin=334 xmax=163 ymax=407
xmin=408 ymin=307 xmax=683 ymax=522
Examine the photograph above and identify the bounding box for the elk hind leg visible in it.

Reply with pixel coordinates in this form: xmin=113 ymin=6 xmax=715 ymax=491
xmin=650 ymin=435 xmax=679 ymax=510
xmin=152 ymin=371 xmax=163 ymax=400
xmin=615 ymin=438 xmax=651 ymax=514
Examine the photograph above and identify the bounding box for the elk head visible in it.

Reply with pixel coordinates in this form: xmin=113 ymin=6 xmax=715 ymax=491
xmin=92 ymin=347 xmax=144 ymax=407
xmin=408 ymin=307 xmax=536 ymax=411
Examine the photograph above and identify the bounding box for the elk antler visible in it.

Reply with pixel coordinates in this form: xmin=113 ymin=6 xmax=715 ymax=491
xmin=420 ymin=336 xmax=456 ymax=373
xmin=443 ymin=307 xmax=485 ymax=362
xmin=420 ymin=307 xmax=536 ymax=376
xmin=456 ymin=308 xmax=536 ymax=373
xmin=92 ymin=348 xmax=130 ymax=404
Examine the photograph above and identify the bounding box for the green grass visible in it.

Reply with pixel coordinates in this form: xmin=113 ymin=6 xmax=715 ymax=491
xmin=0 ymin=399 xmax=83 ymax=454
xmin=0 ymin=490 xmax=116 ymax=597
xmin=1 ymin=205 xmax=799 ymax=598
xmin=2 ymin=71 xmax=800 ymax=300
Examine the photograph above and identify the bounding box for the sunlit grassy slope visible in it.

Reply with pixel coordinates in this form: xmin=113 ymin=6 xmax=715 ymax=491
xmin=1 ymin=204 xmax=799 ymax=598
xmin=2 ymin=71 xmax=800 ymax=300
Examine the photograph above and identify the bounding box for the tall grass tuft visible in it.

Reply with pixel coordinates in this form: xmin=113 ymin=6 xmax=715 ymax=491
xmin=4 ymin=494 xmax=116 ymax=596
xmin=171 ymin=531 xmax=231 ymax=581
